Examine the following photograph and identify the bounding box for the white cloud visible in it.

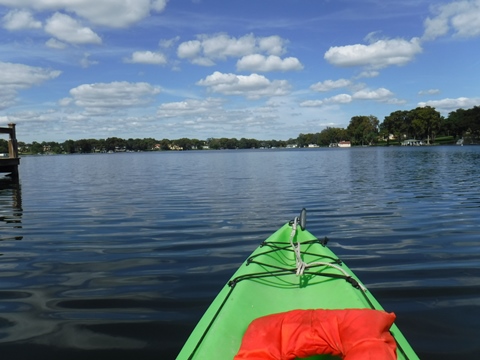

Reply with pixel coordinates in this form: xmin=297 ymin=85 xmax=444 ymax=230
xmin=325 ymin=94 xmax=352 ymax=104
xmin=156 ymin=97 xmax=277 ymax=137
xmin=177 ymin=40 xmax=202 ymax=58
xmin=257 ymin=35 xmax=287 ymax=56
xmin=356 ymin=70 xmax=380 ymax=78
xmin=196 ymin=71 xmax=291 ymax=99
xmin=423 ymin=0 xmax=480 ymax=40
xmin=0 ymin=62 xmax=61 ymax=88
xmin=300 ymin=87 xmax=402 ymax=108
xmin=45 ymin=38 xmax=67 ymax=49
xmin=177 ymin=33 xmax=289 ymax=66
xmin=157 ymin=98 xmax=225 ymax=117
xmin=364 ymin=31 xmax=385 ymax=44
xmin=200 ymin=33 xmax=257 ymax=59
xmin=352 ymin=87 xmax=393 ymax=100
xmin=324 ymin=37 xmax=422 ymax=69
xmin=58 ymin=97 xmax=72 ymax=106
xmin=126 ymin=51 xmax=167 ymax=65
xmin=68 ymin=82 xmax=161 ymax=115
xmin=418 ymin=89 xmax=440 ymax=96
xmin=352 ymin=87 xmax=405 ymax=104
xmin=299 ymin=100 xmax=324 ymax=107
xmin=310 ymin=79 xmax=352 ymax=92
xmin=45 ymin=12 xmax=102 ymax=45
xmin=151 ymin=0 xmax=168 ymax=12
xmin=159 ymin=36 xmax=180 ymax=49
xmin=423 ymin=15 xmax=449 ymax=40
xmin=0 ymin=109 xmax=58 ymax=126
xmin=190 ymin=57 xmax=216 ymax=67
xmin=0 ymin=61 xmax=61 ymax=109
xmin=326 ymin=94 xmax=353 ymax=104
xmin=418 ymin=97 xmax=480 ymax=110
xmin=0 ymin=0 xmax=168 ymax=28
xmin=236 ymin=54 xmax=303 ymax=72
xmin=0 ymin=88 xmax=18 ymax=110
xmin=2 ymin=9 xmax=41 ymax=30
xmin=385 ymin=98 xmax=407 ymax=105
xmin=80 ymin=53 xmax=98 ymax=68
xmin=300 ymin=94 xmax=352 ymax=107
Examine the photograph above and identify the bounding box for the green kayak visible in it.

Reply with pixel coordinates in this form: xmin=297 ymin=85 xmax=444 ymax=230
xmin=177 ymin=209 xmax=419 ymax=359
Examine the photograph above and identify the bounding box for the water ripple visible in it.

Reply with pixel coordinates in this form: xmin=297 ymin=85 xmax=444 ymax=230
xmin=1 ymin=148 xmax=480 ymax=359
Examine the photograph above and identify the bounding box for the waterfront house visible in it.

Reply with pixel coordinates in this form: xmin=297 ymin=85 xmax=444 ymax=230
xmin=338 ymin=141 xmax=351 ymax=148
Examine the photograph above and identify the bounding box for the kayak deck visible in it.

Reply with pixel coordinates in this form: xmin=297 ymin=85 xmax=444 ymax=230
xmin=177 ymin=216 xmax=418 ymax=359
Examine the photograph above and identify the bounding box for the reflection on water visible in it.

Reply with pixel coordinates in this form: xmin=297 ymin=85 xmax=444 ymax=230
xmin=0 ymin=176 xmax=22 ymax=241
xmin=0 ymin=148 xmax=479 ymax=359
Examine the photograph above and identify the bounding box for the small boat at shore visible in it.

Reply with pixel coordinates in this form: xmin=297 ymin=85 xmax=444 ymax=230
xmin=177 ymin=209 xmax=419 ymax=359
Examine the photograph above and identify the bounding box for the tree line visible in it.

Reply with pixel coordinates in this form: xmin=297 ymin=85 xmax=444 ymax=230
xmin=1 ymin=137 xmax=292 ymax=154
xmin=297 ymin=105 xmax=479 ymax=147
xmin=2 ymin=105 xmax=478 ymax=155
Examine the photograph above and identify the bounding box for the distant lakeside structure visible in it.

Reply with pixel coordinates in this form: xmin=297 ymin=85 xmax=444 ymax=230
xmin=0 ymin=123 xmax=20 ymax=177
xmin=329 ymin=141 xmax=351 ymax=148
xmin=401 ymin=139 xmax=424 ymax=146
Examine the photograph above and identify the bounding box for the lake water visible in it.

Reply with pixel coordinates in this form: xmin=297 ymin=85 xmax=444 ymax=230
xmin=1 ymin=146 xmax=479 ymax=359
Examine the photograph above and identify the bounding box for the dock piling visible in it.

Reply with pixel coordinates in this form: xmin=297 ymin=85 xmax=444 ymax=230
xmin=0 ymin=123 xmax=20 ymax=177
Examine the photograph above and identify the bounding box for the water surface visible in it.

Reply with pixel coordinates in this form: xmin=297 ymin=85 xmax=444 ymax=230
xmin=1 ymin=146 xmax=479 ymax=359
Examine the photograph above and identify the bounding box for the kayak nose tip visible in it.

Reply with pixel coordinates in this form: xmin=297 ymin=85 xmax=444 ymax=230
xmin=299 ymin=208 xmax=306 ymax=230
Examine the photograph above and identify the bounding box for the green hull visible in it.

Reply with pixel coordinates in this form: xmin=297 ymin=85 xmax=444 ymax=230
xmin=178 ymin=214 xmax=419 ymax=359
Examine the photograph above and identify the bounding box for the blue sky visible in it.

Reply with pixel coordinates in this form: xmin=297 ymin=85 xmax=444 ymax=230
xmin=0 ymin=0 xmax=479 ymax=143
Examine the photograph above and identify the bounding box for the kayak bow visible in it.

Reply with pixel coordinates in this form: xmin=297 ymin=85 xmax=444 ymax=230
xmin=177 ymin=209 xmax=418 ymax=360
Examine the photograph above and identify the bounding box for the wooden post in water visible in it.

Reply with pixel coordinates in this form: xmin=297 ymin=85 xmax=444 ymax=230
xmin=0 ymin=123 xmax=20 ymax=177
xmin=8 ymin=123 xmax=18 ymax=158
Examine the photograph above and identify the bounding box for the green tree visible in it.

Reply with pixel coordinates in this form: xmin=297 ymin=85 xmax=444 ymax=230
xmin=190 ymin=139 xmax=204 ymax=150
xmin=317 ymin=127 xmax=347 ymax=146
xmin=105 ymin=137 xmax=126 ymax=151
xmin=469 ymin=106 xmax=480 ymax=135
xmin=463 ymin=106 xmax=480 ymax=136
xmin=207 ymin=138 xmax=220 ymax=150
xmin=243 ymin=137 xmax=261 ymax=149
xmin=140 ymin=138 xmax=157 ymax=151
xmin=75 ymin=139 xmax=93 ymax=153
xmin=158 ymin=139 xmax=170 ymax=150
xmin=238 ymin=138 xmax=249 ymax=149
xmin=296 ymin=133 xmax=308 ymax=147
xmin=381 ymin=110 xmax=411 ymax=145
xmin=267 ymin=139 xmax=286 ymax=148
xmin=43 ymin=141 xmax=62 ymax=154
xmin=89 ymin=138 xmax=105 ymax=152
xmin=447 ymin=106 xmax=480 ymax=142
xmin=446 ymin=108 xmax=468 ymax=138
xmin=62 ymin=140 xmax=76 ymax=153
xmin=215 ymin=137 xmax=238 ymax=149
xmin=173 ymin=138 xmax=193 ymax=150
xmin=29 ymin=141 xmax=43 ymax=154
xmin=347 ymin=115 xmax=379 ymax=145
xmin=410 ymin=106 xmax=442 ymax=144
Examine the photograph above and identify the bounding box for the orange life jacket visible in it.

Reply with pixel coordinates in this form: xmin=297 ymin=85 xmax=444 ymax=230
xmin=234 ymin=309 xmax=397 ymax=360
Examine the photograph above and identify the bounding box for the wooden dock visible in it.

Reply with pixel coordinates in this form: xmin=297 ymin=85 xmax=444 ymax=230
xmin=0 ymin=123 xmax=20 ymax=177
